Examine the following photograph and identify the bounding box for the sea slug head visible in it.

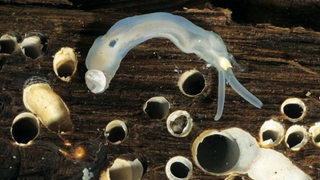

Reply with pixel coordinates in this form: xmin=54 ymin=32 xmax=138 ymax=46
xmin=85 ymin=35 xmax=114 ymax=94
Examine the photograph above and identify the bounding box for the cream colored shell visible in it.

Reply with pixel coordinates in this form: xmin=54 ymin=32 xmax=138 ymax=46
xmin=11 ymin=112 xmax=40 ymax=146
xmin=100 ymin=158 xmax=144 ymax=180
xmin=285 ymin=125 xmax=309 ymax=151
xmin=53 ymin=47 xmax=78 ymax=82
xmin=259 ymin=119 xmax=285 ymax=148
xmin=165 ymin=156 xmax=193 ymax=180
xmin=166 ymin=110 xmax=193 ymax=137
xmin=280 ymin=97 xmax=306 ymax=122
xmin=309 ymin=122 xmax=320 ymax=147
xmin=23 ymin=81 xmax=73 ymax=133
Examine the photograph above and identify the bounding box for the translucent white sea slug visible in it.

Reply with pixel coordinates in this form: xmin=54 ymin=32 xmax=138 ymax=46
xmin=85 ymin=12 xmax=263 ymax=120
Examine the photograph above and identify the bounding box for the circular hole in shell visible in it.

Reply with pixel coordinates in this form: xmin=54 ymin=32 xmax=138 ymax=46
xmin=178 ymin=69 xmax=205 ymax=97
xmin=195 ymin=134 xmax=240 ymax=173
xmin=170 ymin=162 xmax=189 ymax=178
xmin=11 ymin=113 xmax=39 ymax=145
xmin=143 ymin=96 xmax=170 ymax=119
xmin=57 ymin=61 xmax=76 ymax=78
xmin=167 ymin=110 xmax=193 ymax=137
xmin=166 ymin=156 xmax=193 ymax=180
xmin=104 ymin=120 xmax=128 ymax=145
xmin=285 ymin=125 xmax=308 ymax=151
xmin=262 ymin=130 xmax=278 ymax=142
xmin=280 ymin=98 xmax=306 ymax=122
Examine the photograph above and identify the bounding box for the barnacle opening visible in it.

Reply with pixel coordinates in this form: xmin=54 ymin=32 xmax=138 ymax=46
xmin=104 ymin=120 xmax=128 ymax=145
xmin=166 ymin=156 xmax=193 ymax=180
xmin=309 ymin=123 xmax=320 ymax=147
xmin=167 ymin=110 xmax=193 ymax=137
xmin=11 ymin=112 xmax=40 ymax=145
xmin=285 ymin=125 xmax=308 ymax=151
xmin=0 ymin=32 xmax=21 ymax=54
xmin=178 ymin=69 xmax=205 ymax=97
xmin=57 ymin=61 xmax=75 ymax=78
xmin=20 ymin=32 xmax=47 ymax=59
xmin=53 ymin=47 xmax=78 ymax=82
xmin=193 ymin=132 xmax=240 ymax=174
xmin=280 ymin=98 xmax=306 ymax=122
xmin=143 ymin=96 xmax=170 ymax=119
xmin=100 ymin=157 xmax=146 ymax=180
xmin=259 ymin=119 xmax=284 ymax=147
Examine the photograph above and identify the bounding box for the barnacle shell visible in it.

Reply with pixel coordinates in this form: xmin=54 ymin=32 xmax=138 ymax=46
xmin=192 ymin=128 xmax=259 ymax=176
xmin=11 ymin=112 xmax=40 ymax=146
xmin=192 ymin=128 xmax=311 ymax=179
xmin=53 ymin=47 xmax=78 ymax=82
xmin=166 ymin=110 xmax=193 ymax=137
xmin=0 ymin=32 xmax=21 ymax=54
xmin=165 ymin=156 xmax=193 ymax=180
xmin=23 ymin=76 xmax=73 ymax=133
xmin=20 ymin=32 xmax=47 ymax=59
xmin=177 ymin=69 xmax=205 ymax=97
xmin=280 ymin=98 xmax=306 ymax=122
xmin=104 ymin=120 xmax=128 ymax=145
xmin=143 ymin=96 xmax=170 ymax=119
xmin=100 ymin=156 xmax=146 ymax=180
xmin=259 ymin=119 xmax=285 ymax=148
xmin=309 ymin=122 xmax=320 ymax=147
xmin=285 ymin=125 xmax=309 ymax=151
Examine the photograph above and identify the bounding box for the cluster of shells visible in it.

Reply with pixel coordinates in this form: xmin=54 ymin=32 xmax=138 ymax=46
xmin=2 ymin=31 xmax=313 ymax=180
xmin=260 ymin=97 xmax=320 ymax=151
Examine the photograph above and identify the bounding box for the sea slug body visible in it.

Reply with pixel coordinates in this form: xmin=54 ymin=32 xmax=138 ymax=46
xmin=85 ymin=12 xmax=263 ymax=120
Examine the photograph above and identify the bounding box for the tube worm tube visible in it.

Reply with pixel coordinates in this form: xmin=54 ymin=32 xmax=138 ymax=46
xmin=100 ymin=156 xmax=147 ymax=180
xmin=143 ymin=96 xmax=170 ymax=119
xmin=309 ymin=122 xmax=320 ymax=147
xmin=23 ymin=76 xmax=73 ymax=133
xmin=285 ymin=125 xmax=309 ymax=151
xmin=11 ymin=112 xmax=40 ymax=146
xmin=53 ymin=47 xmax=78 ymax=82
xmin=280 ymin=98 xmax=306 ymax=122
xmin=259 ymin=119 xmax=284 ymax=148
xmin=20 ymin=32 xmax=47 ymax=59
xmin=166 ymin=110 xmax=193 ymax=137
xmin=0 ymin=32 xmax=21 ymax=54
xmin=104 ymin=120 xmax=128 ymax=145
xmin=177 ymin=69 xmax=205 ymax=97
xmin=85 ymin=12 xmax=263 ymax=120
xmin=192 ymin=128 xmax=311 ymax=179
xmin=165 ymin=156 xmax=193 ymax=180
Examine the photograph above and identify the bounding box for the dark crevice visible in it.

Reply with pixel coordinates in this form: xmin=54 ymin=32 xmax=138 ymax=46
xmin=209 ymin=0 xmax=320 ymax=31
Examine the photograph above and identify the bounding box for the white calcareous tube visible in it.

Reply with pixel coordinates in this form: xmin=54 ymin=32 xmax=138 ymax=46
xmin=192 ymin=128 xmax=311 ymax=180
xmin=85 ymin=12 xmax=262 ymax=120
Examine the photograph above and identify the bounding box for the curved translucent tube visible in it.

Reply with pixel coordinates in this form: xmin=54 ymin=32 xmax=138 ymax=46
xmin=85 ymin=12 xmax=263 ymax=120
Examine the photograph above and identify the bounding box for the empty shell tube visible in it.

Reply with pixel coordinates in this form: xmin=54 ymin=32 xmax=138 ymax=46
xmin=177 ymin=69 xmax=206 ymax=97
xmin=100 ymin=156 xmax=146 ymax=180
xmin=165 ymin=156 xmax=193 ymax=180
xmin=285 ymin=125 xmax=309 ymax=151
xmin=0 ymin=32 xmax=21 ymax=54
xmin=192 ymin=128 xmax=311 ymax=179
xmin=11 ymin=112 xmax=40 ymax=146
xmin=309 ymin=122 xmax=320 ymax=147
xmin=280 ymin=98 xmax=306 ymax=122
xmin=259 ymin=119 xmax=285 ymax=148
xmin=53 ymin=47 xmax=78 ymax=82
xmin=20 ymin=32 xmax=47 ymax=59
xmin=143 ymin=96 xmax=170 ymax=119
xmin=23 ymin=76 xmax=73 ymax=133
xmin=166 ymin=110 xmax=193 ymax=137
xmin=104 ymin=120 xmax=128 ymax=145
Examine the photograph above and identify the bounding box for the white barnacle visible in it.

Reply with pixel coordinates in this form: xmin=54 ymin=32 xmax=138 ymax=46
xmin=85 ymin=12 xmax=263 ymax=120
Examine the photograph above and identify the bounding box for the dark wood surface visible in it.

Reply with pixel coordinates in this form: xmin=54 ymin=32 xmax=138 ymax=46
xmin=0 ymin=1 xmax=320 ymax=179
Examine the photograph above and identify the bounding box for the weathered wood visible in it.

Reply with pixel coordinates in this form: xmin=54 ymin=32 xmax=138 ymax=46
xmin=0 ymin=2 xmax=320 ymax=179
